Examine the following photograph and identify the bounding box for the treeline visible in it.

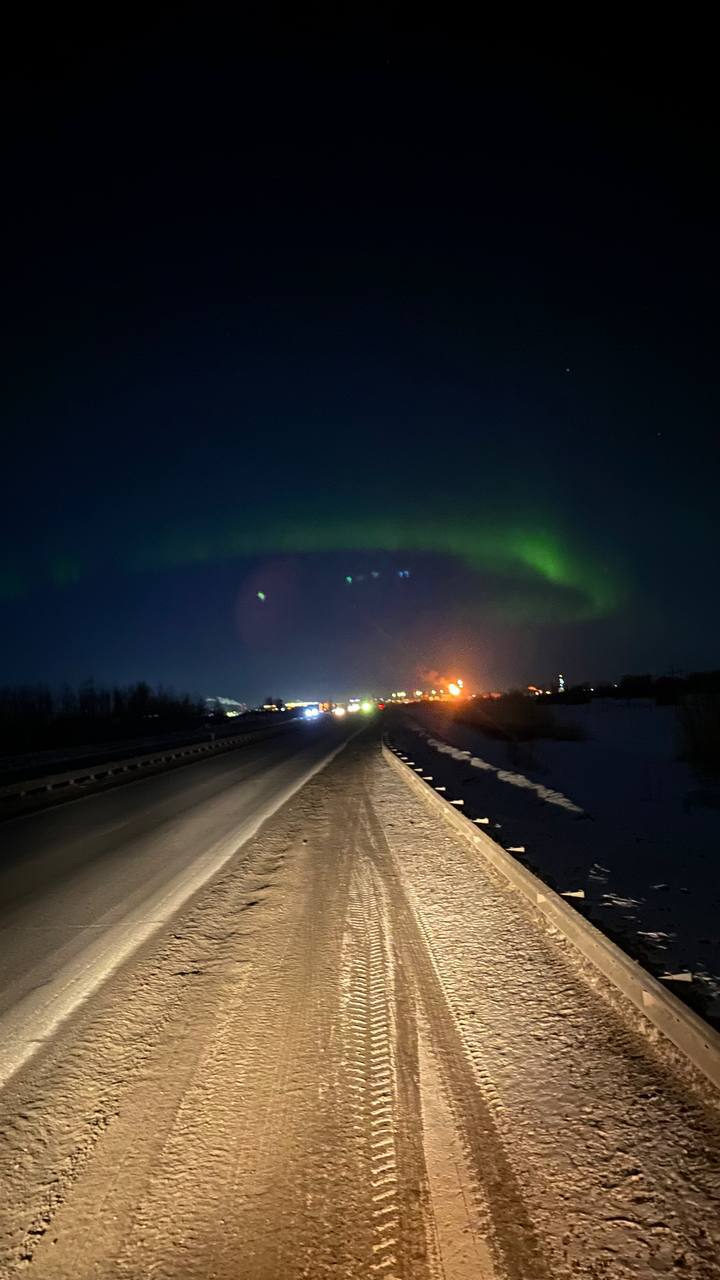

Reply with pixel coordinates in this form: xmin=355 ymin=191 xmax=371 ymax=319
xmin=0 ymin=682 xmax=205 ymax=757
xmin=552 ymin=670 xmax=720 ymax=705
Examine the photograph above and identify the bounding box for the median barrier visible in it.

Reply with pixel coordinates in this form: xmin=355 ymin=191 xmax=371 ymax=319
xmin=0 ymin=724 xmax=292 ymax=813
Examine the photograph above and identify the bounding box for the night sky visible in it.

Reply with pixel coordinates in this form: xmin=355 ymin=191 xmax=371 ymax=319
xmin=2 ymin=25 xmax=719 ymax=703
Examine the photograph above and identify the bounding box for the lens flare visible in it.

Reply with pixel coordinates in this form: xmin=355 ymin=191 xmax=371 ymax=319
xmin=129 ymin=514 xmax=621 ymax=622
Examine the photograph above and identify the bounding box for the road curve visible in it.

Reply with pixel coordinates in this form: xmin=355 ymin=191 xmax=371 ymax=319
xmin=0 ymin=735 xmax=718 ymax=1278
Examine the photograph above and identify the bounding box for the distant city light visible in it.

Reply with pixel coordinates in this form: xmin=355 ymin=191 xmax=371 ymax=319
xmin=310 ymin=678 xmax=478 ymax=710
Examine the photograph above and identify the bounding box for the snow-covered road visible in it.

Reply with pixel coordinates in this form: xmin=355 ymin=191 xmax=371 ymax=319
xmin=0 ymin=736 xmax=718 ymax=1278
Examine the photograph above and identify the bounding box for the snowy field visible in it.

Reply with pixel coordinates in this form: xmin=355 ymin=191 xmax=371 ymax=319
xmin=391 ymin=701 xmax=720 ymax=1026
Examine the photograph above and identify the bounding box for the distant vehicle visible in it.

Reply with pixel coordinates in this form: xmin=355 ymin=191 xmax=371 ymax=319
xmin=303 ymin=703 xmax=321 ymax=720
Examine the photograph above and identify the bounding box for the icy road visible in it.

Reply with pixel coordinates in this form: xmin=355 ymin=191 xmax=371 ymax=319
xmin=0 ymin=732 xmax=718 ymax=1278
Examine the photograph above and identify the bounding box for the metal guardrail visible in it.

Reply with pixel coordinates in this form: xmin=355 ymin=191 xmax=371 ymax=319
xmin=0 ymin=715 xmax=295 ymax=785
xmin=0 ymin=724 xmax=290 ymax=806
xmin=383 ymin=741 xmax=720 ymax=1095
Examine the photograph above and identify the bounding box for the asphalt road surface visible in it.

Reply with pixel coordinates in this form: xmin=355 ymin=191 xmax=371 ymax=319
xmin=0 ymin=718 xmax=352 ymax=1089
xmin=0 ymin=732 xmax=718 ymax=1278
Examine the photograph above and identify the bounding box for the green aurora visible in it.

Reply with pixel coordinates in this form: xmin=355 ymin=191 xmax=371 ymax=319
xmin=130 ymin=514 xmax=620 ymax=623
xmin=2 ymin=515 xmax=621 ymax=623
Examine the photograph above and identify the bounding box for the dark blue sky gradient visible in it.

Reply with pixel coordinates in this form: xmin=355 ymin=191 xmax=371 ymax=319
xmin=2 ymin=28 xmax=718 ymax=701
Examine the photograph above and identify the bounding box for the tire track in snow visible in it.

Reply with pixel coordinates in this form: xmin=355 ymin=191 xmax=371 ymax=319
xmin=360 ymin=791 xmax=551 ymax=1280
